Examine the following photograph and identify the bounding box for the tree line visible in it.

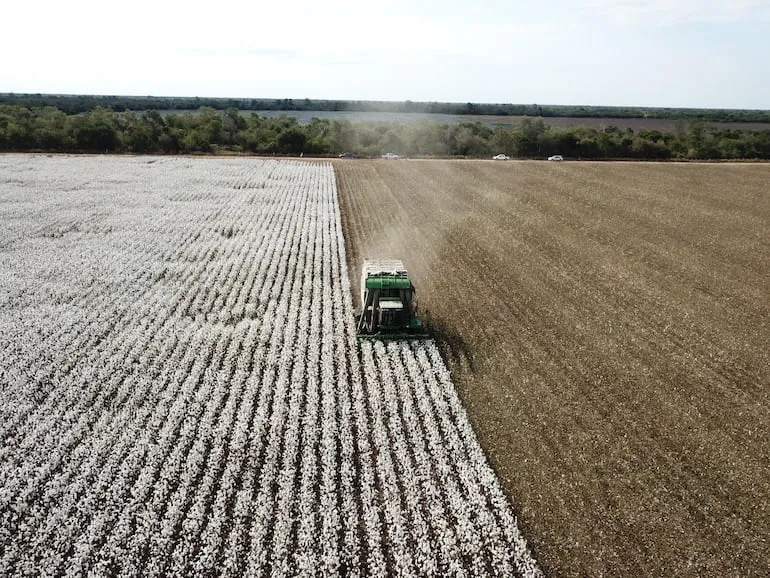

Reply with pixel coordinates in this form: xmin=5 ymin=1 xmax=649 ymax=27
xmin=2 ymin=105 xmax=770 ymax=159
xmin=3 ymin=93 xmax=770 ymax=123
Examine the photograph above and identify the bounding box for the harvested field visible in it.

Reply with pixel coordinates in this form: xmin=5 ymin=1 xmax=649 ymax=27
xmin=335 ymin=159 xmax=770 ymax=576
xmin=0 ymin=155 xmax=539 ymax=577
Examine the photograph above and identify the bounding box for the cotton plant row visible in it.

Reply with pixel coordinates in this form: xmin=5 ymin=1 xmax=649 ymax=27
xmin=0 ymin=155 xmax=540 ymax=577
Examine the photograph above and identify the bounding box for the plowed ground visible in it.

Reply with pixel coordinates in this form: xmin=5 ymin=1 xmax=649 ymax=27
xmin=335 ymin=159 xmax=770 ymax=576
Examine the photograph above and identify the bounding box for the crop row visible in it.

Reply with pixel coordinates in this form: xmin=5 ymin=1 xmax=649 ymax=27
xmin=0 ymin=155 xmax=539 ymax=576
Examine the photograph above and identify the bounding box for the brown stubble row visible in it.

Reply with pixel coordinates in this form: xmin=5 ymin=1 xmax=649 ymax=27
xmin=334 ymin=159 xmax=770 ymax=576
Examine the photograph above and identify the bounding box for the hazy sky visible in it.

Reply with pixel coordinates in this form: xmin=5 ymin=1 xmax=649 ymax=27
xmin=3 ymin=0 xmax=770 ymax=108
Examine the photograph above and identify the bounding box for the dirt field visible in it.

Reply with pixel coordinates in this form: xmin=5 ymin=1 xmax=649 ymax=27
xmin=335 ymin=159 xmax=770 ymax=576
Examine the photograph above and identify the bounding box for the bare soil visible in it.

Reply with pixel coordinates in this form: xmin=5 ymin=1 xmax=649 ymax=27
xmin=335 ymin=159 xmax=770 ymax=576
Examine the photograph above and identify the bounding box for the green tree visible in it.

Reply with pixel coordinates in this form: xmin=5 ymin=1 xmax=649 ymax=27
xmin=222 ymin=107 xmax=246 ymax=145
xmin=33 ymin=107 xmax=69 ymax=150
xmin=71 ymin=107 xmax=119 ymax=151
xmin=491 ymin=127 xmax=517 ymax=156
xmin=197 ymin=107 xmax=224 ymax=145
xmin=277 ymin=127 xmax=307 ymax=154
xmin=327 ymin=120 xmax=357 ymax=153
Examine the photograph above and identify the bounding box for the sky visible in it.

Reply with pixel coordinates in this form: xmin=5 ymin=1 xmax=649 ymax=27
xmin=2 ymin=0 xmax=770 ymax=109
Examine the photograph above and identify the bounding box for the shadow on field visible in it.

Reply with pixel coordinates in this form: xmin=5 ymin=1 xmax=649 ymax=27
xmin=428 ymin=316 xmax=476 ymax=374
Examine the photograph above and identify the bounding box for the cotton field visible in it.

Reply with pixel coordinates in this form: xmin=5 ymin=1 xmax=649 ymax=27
xmin=0 ymin=155 xmax=539 ymax=577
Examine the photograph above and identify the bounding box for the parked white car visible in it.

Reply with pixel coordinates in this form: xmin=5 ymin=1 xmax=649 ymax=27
xmin=381 ymin=152 xmax=400 ymax=160
xmin=548 ymin=155 xmax=564 ymax=161
xmin=492 ymin=154 xmax=510 ymax=160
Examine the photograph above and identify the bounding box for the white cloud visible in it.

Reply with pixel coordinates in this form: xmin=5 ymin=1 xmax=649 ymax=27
xmin=2 ymin=0 xmax=769 ymax=107
xmin=585 ymin=0 xmax=770 ymax=25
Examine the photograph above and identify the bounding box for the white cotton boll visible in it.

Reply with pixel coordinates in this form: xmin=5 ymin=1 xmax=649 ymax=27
xmin=244 ymin=302 xmax=258 ymax=319
xmin=0 ymin=158 xmax=539 ymax=578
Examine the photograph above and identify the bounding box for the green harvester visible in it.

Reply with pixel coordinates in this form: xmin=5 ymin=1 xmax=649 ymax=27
xmin=354 ymin=259 xmax=429 ymax=340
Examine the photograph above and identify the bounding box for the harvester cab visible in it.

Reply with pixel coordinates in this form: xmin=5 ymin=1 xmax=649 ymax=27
xmin=355 ymin=259 xmax=428 ymax=340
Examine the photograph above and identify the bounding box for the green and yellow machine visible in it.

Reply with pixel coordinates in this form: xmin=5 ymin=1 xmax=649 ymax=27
xmin=355 ymin=259 xmax=428 ymax=340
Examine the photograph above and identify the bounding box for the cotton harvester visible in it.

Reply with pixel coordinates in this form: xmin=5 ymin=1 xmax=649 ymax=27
xmin=355 ymin=259 xmax=428 ymax=339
